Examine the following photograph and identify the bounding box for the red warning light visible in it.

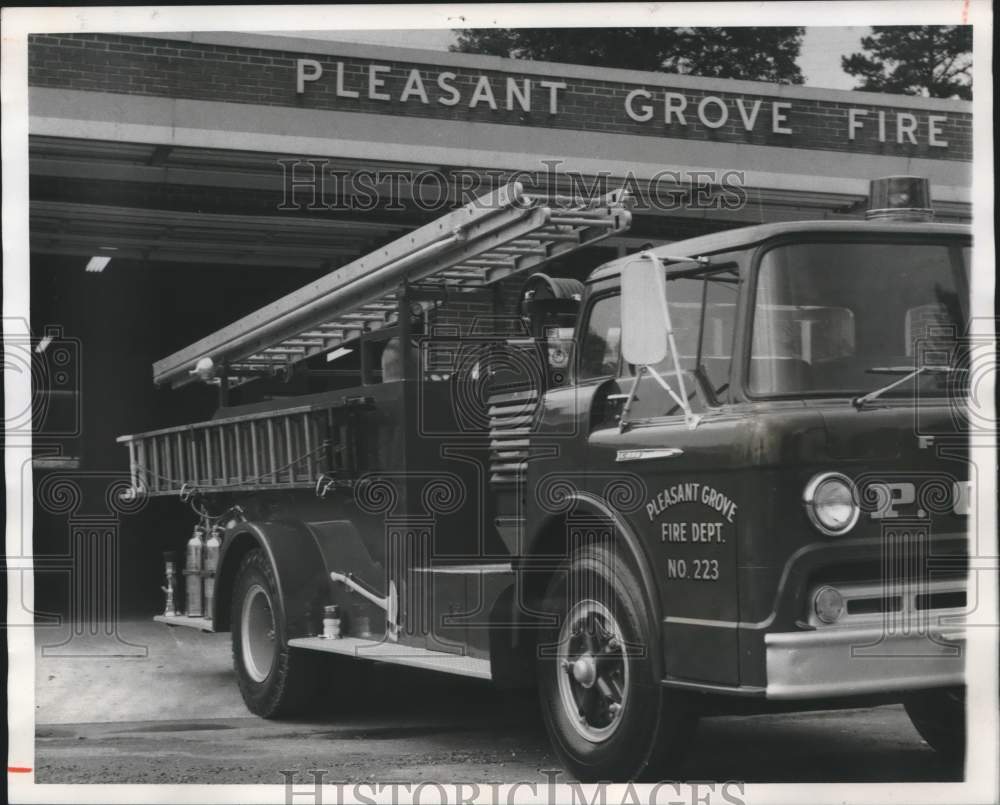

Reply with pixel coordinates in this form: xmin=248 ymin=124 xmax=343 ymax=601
xmin=866 ymin=176 xmax=934 ymax=222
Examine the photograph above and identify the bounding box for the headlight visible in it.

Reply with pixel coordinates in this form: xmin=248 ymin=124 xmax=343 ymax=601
xmin=803 ymin=472 xmax=859 ymax=536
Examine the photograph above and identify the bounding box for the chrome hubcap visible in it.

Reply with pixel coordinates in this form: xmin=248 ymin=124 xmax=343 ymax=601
xmin=556 ymin=599 xmax=629 ymax=742
xmin=572 ymin=654 xmax=597 ymax=688
xmin=241 ymin=583 xmax=276 ymax=683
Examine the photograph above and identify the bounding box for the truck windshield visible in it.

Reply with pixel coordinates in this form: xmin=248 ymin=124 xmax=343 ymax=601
xmin=750 ymin=240 xmax=969 ymax=397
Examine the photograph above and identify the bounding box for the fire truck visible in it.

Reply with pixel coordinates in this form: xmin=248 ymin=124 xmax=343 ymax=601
xmin=119 ymin=176 xmax=970 ymax=781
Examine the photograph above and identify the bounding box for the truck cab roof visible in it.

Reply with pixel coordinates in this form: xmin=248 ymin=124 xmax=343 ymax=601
xmin=587 ymin=219 xmax=971 ymax=284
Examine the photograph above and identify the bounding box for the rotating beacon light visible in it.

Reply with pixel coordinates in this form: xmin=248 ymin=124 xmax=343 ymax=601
xmin=866 ymin=176 xmax=934 ymax=222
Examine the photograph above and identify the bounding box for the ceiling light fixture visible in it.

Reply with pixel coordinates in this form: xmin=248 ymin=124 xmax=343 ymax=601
xmin=85 ymin=256 xmax=111 ymax=273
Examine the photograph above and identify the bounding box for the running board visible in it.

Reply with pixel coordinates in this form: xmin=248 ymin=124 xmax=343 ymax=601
xmin=154 ymin=614 xmax=216 ymax=632
xmin=288 ymin=636 xmax=491 ymax=680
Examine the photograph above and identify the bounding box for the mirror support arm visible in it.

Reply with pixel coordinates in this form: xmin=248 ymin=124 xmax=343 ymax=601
xmin=657 ymin=258 xmax=701 ymax=429
xmin=646 ymin=365 xmax=700 ymax=429
xmin=618 ymin=366 xmax=642 ymax=433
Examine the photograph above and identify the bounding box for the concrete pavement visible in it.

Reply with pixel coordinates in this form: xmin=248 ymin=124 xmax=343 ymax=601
xmin=31 ymin=618 xmax=963 ymax=784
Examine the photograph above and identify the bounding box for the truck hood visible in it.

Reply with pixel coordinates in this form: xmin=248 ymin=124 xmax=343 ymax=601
xmin=819 ymin=400 xmax=967 ymax=463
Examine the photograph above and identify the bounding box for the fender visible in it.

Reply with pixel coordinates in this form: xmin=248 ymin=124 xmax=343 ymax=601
xmin=214 ymin=517 xmax=386 ymax=636
xmin=520 ymin=491 xmax=665 ymax=680
xmin=213 ymin=520 xmax=328 ymax=637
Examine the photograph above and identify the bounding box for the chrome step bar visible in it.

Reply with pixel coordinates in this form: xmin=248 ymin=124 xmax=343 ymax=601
xmin=154 ymin=614 xmax=216 ymax=633
xmin=288 ymin=636 xmax=491 ymax=680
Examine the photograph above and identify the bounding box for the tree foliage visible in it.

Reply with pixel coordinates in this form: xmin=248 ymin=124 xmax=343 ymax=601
xmin=452 ymin=28 xmax=805 ymax=84
xmin=842 ymin=26 xmax=972 ymax=100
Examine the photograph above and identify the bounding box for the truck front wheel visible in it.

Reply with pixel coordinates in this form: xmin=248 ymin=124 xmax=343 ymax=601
xmin=537 ymin=543 xmax=695 ymax=781
xmin=904 ymin=686 xmax=965 ymax=762
xmin=231 ymin=548 xmax=322 ymax=717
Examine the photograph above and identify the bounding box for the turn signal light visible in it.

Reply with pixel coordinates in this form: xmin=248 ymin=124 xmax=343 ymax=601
xmin=813 ymin=586 xmax=845 ymax=624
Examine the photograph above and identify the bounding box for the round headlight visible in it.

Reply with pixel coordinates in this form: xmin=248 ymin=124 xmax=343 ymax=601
xmin=813 ymin=586 xmax=845 ymax=624
xmin=803 ymin=472 xmax=859 ymax=536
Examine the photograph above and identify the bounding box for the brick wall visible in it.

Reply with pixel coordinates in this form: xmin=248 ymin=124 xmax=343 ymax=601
xmin=27 ymin=32 xmax=972 ymax=347
xmin=28 ymin=33 xmax=971 ymax=162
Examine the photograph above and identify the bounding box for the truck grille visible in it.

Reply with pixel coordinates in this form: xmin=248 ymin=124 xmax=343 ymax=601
xmin=809 ymin=553 xmax=969 ymax=589
xmin=807 ymin=578 xmax=967 ymax=628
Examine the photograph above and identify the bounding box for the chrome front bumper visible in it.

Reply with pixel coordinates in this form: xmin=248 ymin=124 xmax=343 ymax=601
xmin=764 ymin=581 xmax=965 ymax=699
xmin=765 ymin=617 xmax=966 ymax=699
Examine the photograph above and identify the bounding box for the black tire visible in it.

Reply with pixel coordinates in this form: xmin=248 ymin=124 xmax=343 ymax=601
xmin=231 ymin=548 xmax=324 ymax=718
xmin=904 ymin=686 xmax=965 ymax=762
xmin=537 ymin=542 xmax=696 ymax=782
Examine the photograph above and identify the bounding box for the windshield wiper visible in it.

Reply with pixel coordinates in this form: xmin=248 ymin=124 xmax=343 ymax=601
xmin=852 ymin=365 xmax=963 ymax=409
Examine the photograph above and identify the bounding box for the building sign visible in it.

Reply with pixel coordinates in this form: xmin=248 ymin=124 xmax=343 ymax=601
xmin=296 ymin=59 xmax=953 ymax=148
xmin=26 ymin=34 xmax=970 ymax=162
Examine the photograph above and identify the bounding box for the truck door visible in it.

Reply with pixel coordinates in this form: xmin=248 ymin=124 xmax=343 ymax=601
xmin=581 ymin=271 xmax=745 ymax=687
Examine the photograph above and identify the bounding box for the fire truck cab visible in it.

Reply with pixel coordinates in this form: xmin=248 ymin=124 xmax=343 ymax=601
xmin=120 ymin=177 xmax=970 ymax=781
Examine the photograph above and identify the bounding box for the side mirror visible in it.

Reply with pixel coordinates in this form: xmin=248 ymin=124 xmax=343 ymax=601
xmin=618 ymin=253 xmax=700 ymax=432
xmin=620 ymin=255 xmax=669 ymax=365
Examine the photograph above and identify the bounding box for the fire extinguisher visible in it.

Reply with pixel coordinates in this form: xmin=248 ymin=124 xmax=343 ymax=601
xmin=202 ymin=525 xmax=222 ymax=619
xmin=185 ymin=525 xmax=205 ymax=617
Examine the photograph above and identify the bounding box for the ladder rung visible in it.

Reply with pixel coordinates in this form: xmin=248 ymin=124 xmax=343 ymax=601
xmin=235 ymin=424 xmax=243 ymax=481
xmin=328 ymin=313 xmax=387 ymax=322
xmin=284 ymin=417 xmax=295 ymax=484
xmin=548 ymin=216 xmax=618 ymax=227
xmin=263 ymin=347 xmax=308 ymax=355
xmin=463 ymin=258 xmax=514 ymax=267
xmin=494 ymin=245 xmax=548 ymax=255
xmin=442 ymin=267 xmax=488 ymax=276
xmin=439 ymin=276 xmax=486 ymax=285
xmin=526 ymin=229 xmax=581 ymax=241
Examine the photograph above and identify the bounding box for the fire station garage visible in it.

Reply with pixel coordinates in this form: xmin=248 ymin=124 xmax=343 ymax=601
xmin=27 ymin=31 xmax=970 ymax=634
xmin=19 ymin=26 xmax=981 ymax=783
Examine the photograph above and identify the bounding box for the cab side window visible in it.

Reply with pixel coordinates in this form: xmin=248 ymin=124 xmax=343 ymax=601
xmin=698 ymin=275 xmax=739 ymax=397
xmin=578 ymin=294 xmax=621 ymax=381
xmin=619 ymin=271 xmax=739 ymax=410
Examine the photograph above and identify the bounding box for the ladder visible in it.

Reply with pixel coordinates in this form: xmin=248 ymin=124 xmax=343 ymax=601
xmin=116 ymin=395 xmax=370 ymax=497
xmin=152 ymin=182 xmax=631 ymax=387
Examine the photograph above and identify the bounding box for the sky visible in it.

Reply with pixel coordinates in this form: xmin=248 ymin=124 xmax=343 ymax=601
xmin=274 ymin=27 xmax=869 ymax=91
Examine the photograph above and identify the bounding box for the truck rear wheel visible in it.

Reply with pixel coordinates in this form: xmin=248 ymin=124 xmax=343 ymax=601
xmin=537 ymin=543 xmax=695 ymax=781
xmin=904 ymin=686 xmax=965 ymax=762
xmin=231 ymin=548 xmax=322 ymax=717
